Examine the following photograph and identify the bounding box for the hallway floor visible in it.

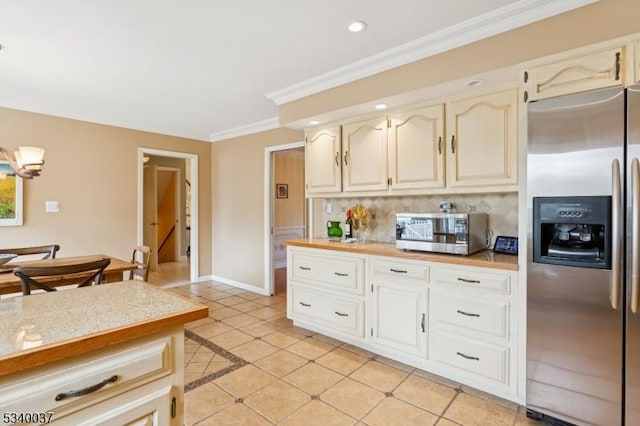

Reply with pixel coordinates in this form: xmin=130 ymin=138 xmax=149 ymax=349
xmin=168 ymin=279 xmax=541 ymax=426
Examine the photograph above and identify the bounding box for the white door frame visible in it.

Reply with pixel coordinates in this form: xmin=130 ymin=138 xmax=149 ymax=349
xmin=138 ymin=147 xmax=199 ymax=282
xmin=264 ymin=141 xmax=305 ymax=296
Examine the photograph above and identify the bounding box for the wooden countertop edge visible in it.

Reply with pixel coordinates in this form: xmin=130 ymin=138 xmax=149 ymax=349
xmin=284 ymin=240 xmax=519 ymax=271
xmin=0 ymin=304 xmax=208 ymax=377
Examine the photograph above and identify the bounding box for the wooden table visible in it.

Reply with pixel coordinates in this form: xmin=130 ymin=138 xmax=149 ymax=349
xmin=0 ymin=255 xmax=136 ymax=296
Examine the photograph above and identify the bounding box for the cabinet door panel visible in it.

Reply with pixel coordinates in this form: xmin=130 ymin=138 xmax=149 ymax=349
xmin=305 ymin=126 xmax=342 ymax=194
xmin=389 ymin=105 xmax=445 ymax=190
xmin=342 ymin=118 xmax=388 ymax=192
xmin=446 ymin=89 xmax=518 ymax=188
xmin=526 ymin=47 xmax=623 ymax=101
xmin=370 ymin=280 xmax=427 ymax=357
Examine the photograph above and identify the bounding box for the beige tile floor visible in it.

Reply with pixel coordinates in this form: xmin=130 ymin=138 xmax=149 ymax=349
xmin=168 ymin=280 xmax=544 ymax=426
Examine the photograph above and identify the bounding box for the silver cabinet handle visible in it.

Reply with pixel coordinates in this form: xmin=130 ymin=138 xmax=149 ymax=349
xmin=335 ymin=152 xmax=340 ymax=167
xmin=299 ymin=266 xmax=311 ymax=271
xmin=457 ymin=309 xmax=480 ymax=318
xmin=421 ymin=313 xmax=425 ymax=333
xmin=55 ymin=375 xmax=118 ymax=401
xmin=612 ymin=159 xmax=622 ymax=310
xmin=334 ymin=272 xmax=348 ymax=277
xmin=299 ymin=302 xmax=311 ymax=307
xmin=344 ymin=151 xmax=349 ymax=166
xmin=437 ymin=136 xmax=442 ymax=155
xmin=632 ymin=159 xmax=639 ymax=313
xmin=390 ymin=268 xmax=407 ymax=274
xmin=456 ymin=352 xmax=479 ymax=361
xmin=450 ymin=135 xmax=456 ymax=154
xmin=457 ymin=277 xmax=480 ymax=284
xmin=334 ymin=311 xmax=348 ymax=317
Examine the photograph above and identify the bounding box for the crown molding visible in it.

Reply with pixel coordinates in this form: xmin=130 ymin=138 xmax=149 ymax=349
xmin=266 ymin=0 xmax=598 ymax=106
xmin=209 ymin=117 xmax=280 ymax=142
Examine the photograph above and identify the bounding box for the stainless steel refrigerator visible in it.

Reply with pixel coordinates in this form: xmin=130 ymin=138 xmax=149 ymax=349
xmin=527 ymin=85 xmax=640 ymax=425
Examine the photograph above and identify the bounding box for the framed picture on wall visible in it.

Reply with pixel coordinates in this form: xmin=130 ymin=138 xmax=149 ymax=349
xmin=0 ymin=161 xmax=23 ymax=226
xmin=276 ymin=183 xmax=288 ymax=199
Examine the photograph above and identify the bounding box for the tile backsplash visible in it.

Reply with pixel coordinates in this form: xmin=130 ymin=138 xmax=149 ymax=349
xmin=316 ymin=193 xmax=518 ymax=245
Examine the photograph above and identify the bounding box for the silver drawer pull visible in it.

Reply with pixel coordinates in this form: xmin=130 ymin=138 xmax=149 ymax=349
xmin=334 ymin=272 xmax=348 ymax=277
xmin=457 ymin=277 xmax=480 ymax=284
xmin=456 ymin=352 xmax=480 ymax=361
xmin=299 ymin=302 xmax=311 ymax=307
xmin=299 ymin=266 xmax=311 ymax=271
xmin=457 ymin=310 xmax=480 ymax=318
xmin=334 ymin=311 xmax=349 ymax=317
xmin=390 ymin=268 xmax=408 ymax=274
xmin=55 ymin=375 xmax=118 ymax=401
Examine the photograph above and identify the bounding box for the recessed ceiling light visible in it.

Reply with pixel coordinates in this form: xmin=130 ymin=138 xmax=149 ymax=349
xmin=347 ymin=20 xmax=367 ymax=32
xmin=375 ymin=103 xmax=388 ymax=110
xmin=309 ymin=120 xmax=320 ymax=126
xmin=467 ymin=79 xmax=486 ymax=88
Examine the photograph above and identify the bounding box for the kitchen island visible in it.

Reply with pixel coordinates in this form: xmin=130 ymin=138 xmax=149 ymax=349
xmin=0 ymin=281 xmax=207 ymax=425
xmin=284 ymin=238 xmax=524 ymax=404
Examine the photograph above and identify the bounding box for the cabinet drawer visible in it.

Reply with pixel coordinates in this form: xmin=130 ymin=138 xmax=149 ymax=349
xmin=432 ymin=267 xmax=510 ymax=294
xmin=0 ymin=336 xmax=173 ymax=416
xmin=290 ymin=250 xmax=364 ymax=294
xmin=432 ymin=333 xmax=508 ymax=384
xmin=290 ymin=287 xmax=364 ymax=337
xmin=432 ymin=292 xmax=508 ymax=339
xmin=372 ymin=258 xmax=429 ymax=282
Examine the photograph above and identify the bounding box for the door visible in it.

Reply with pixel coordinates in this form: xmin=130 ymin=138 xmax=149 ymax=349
xmin=388 ymin=104 xmax=445 ymax=190
xmin=627 ymin=84 xmax=640 ymax=425
xmin=446 ymin=89 xmax=518 ymax=188
xmin=143 ymin=165 xmax=159 ymax=271
xmin=305 ymin=126 xmax=342 ymax=194
xmin=370 ymin=279 xmax=427 ymax=357
xmin=342 ymin=117 xmax=388 ymax=192
xmin=526 ymin=87 xmax=624 ymax=425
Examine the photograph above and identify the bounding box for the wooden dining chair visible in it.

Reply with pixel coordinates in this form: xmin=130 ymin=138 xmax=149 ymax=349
xmin=13 ymin=257 xmax=111 ymax=296
xmin=129 ymin=246 xmax=151 ymax=281
xmin=0 ymin=244 xmax=61 ymax=260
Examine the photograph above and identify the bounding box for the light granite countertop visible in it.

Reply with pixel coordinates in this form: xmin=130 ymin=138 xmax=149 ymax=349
xmin=0 ymin=281 xmax=208 ymax=376
xmin=284 ymin=238 xmax=519 ymax=271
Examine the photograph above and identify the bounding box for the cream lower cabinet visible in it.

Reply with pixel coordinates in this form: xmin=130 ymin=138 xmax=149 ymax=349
xmin=287 ymin=247 xmax=366 ymax=340
xmin=429 ymin=264 xmax=518 ymax=398
xmin=286 ymin=246 xmax=521 ymax=403
xmin=0 ymin=329 xmax=184 ymax=425
xmin=445 ymin=89 xmax=518 ymax=189
xmin=369 ymin=257 xmax=428 ymax=357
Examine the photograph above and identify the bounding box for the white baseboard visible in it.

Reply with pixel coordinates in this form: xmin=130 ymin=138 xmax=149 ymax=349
xmin=197 ymin=275 xmax=214 ymax=282
xmin=211 ymin=275 xmax=271 ymax=296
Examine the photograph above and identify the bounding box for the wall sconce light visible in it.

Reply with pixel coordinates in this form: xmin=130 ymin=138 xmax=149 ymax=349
xmin=0 ymin=146 xmax=46 ymax=179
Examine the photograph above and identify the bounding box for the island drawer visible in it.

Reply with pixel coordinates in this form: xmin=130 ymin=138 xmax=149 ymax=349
xmin=289 ymin=249 xmax=365 ymax=295
xmin=0 ymin=334 xmax=174 ymax=417
xmin=431 ymin=291 xmax=509 ymax=339
xmin=290 ymin=287 xmax=364 ymax=337
xmin=371 ymin=257 xmax=429 ymax=282
xmin=432 ymin=266 xmax=511 ymax=294
xmin=431 ymin=332 xmax=508 ymax=384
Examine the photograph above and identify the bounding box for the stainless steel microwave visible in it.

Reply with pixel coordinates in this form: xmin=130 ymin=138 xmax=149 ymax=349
xmin=395 ymin=213 xmax=488 ymax=255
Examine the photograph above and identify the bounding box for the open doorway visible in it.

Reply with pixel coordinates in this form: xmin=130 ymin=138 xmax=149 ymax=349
xmin=138 ymin=148 xmax=198 ymax=285
xmin=264 ymin=141 xmax=305 ymax=296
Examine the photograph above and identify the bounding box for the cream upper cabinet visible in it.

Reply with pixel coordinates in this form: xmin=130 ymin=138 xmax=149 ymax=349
xmin=524 ymin=47 xmax=623 ymax=101
xmin=305 ymin=126 xmax=342 ymax=194
xmin=342 ymin=117 xmax=389 ymax=192
xmin=446 ymin=89 xmax=518 ymax=189
xmin=388 ymin=104 xmax=445 ymax=190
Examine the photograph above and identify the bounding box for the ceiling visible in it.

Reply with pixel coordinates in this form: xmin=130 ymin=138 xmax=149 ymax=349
xmin=0 ymin=0 xmax=594 ymax=142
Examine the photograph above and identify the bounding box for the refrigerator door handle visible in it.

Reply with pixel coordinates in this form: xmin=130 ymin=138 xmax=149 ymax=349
xmin=632 ymin=158 xmax=640 ymax=314
xmin=612 ymin=159 xmax=622 ymax=310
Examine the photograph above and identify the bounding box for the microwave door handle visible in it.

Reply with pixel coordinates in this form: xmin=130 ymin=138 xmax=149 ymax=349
xmin=611 ymin=159 xmax=622 ymax=310
xmin=632 ymin=159 xmax=640 ymax=314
